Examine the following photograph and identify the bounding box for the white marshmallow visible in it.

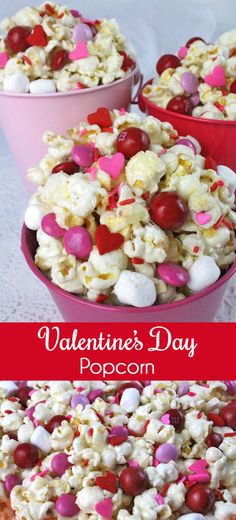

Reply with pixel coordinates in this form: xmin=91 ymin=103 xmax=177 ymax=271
xmin=0 ymin=381 xmax=18 ymax=395
xmin=120 ymin=388 xmax=141 ymax=413
xmin=178 ymin=515 xmax=205 ymax=520
xmin=217 ymin=165 xmax=236 ymax=192
xmin=187 ymin=255 xmax=221 ymax=292
xmin=3 ymin=73 xmax=30 ymax=93
xmin=24 ymin=204 xmax=44 ymax=231
xmin=29 ymin=79 xmax=57 ymax=95
xmin=113 ymin=270 xmax=156 ymax=307
xmin=31 ymin=426 xmax=51 ymax=453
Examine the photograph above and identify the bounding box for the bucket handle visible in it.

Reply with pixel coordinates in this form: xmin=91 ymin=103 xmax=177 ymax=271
xmin=131 ymin=71 xmax=144 ymax=105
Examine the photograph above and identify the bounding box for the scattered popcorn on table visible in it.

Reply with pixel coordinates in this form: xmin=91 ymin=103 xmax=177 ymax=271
xmin=24 ymin=109 xmax=236 ymax=308
xmin=143 ymin=31 xmax=236 ymax=120
xmin=0 ymin=3 xmax=135 ymax=93
xmin=0 ymin=380 xmax=234 ymax=519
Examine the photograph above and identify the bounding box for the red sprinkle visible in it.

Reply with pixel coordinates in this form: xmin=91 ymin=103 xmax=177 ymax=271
xmin=119 ymin=198 xmax=135 ymax=206
xmin=5 ymin=410 xmax=13 ymax=414
xmin=185 ymin=480 xmax=197 ymax=488
xmin=214 ymin=102 xmax=225 ymax=112
xmin=8 ymin=397 xmax=18 ymax=402
xmin=96 ymin=294 xmax=108 ymax=303
xmin=207 ymin=413 xmax=225 ymax=427
xmin=45 ymin=3 xmax=56 ymax=14
xmin=57 ymin=12 xmax=64 ymax=19
xmin=213 ymin=216 xmax=224 ymax=229
xmin=143 ymin=419 xmax=150 ymax=434
xmin=95 ymin=412 xmax=106 ymax=425
xmin=217 ymin=180 xmax=224 ymax=187
xmin=83 ymin=459 xmax=89 ymax=466
xmin=197 ymin=411 xmax=202 ymax=419
xmin=222 ymin=218 xmax=233 ymax=231
xmin=169 ymin=133 xmax=178 ymax=140
xmin=131 ymin=258 xmax=145 ymax=265
xmin=224 ymin=432 xmax=236 ymax=437
xmin=221 ymin=87 xmax=229 ymax=95
xmin=142 ymin=192 xmax=150 ymax=200
xmin=205 ymin=156 xmax=217 ymax=171
xmin=210 ymin=182 xmax=218 ymax=192
xmin=188 ymin=392 xmax=196 ymax=396
xmin=23 ymin=55 xmax=32 ymax=66
xmin=88 ymin=428 xmax=93 ymax=436
xmin=160 ymin=482 xmax=171 ymax=496
xmin=193 ymin=246 xmax=199 ymax=253
xmin=102 ymin=127 xmax=114 ymax=133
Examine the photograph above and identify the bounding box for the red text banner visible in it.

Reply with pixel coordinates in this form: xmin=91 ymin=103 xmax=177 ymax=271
xmin=1 ymin=322 xmax=234 ymax=380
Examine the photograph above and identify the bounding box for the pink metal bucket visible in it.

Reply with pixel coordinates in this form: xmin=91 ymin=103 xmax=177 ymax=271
xmin=139 ymin=80 xmax=236 ymax=171
xmin=21 ymin=225 xmax=236 ymax=322
xmin=0 ymin=65 xmax=141 ymax=192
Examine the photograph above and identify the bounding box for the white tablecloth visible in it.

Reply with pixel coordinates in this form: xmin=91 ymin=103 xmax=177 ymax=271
xmin=0 ymin=0 xmax=236 ymax=321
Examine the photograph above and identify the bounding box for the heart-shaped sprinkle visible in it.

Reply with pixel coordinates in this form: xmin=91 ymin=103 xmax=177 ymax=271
xmin=196 ymin=212 xmax=212 ymax=225
xmin=98 ymin=153 xmax=125 ymax=179
xmin=87 ymin=107 xmax=112 ymax=128
xmin=95 ymin=225 xmax=124 ymax=255
xmin=95 ymin=498 xmax=113 ymax=520
xmin=95 ymin=472 xmax=117 ymax=493
xmin=189 ymin=459 xmax=208 ymax=474
xmin=161 ymin=413 xmax=170 ymax=425
xmin=0 ymin=52 xmax=8 ymax=69
xmin=69 ymin=41 xmax=89 ymax=61
xmin=204 ymin=65 xmax=225 ymax=87
xmin=27 ymin=25 xmax=48 ymax=47
xmin=178 ymin=46 xmax=188 ymax=59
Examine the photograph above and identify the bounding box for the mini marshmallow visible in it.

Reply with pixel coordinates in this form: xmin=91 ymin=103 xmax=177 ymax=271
xmin=31 ymin=426 xmax=51 ymax=453
xmin=24 ymin=204 xmax=44 ymax=231
xmin=29 ymin=79 xmax=57 ymax=95
xmin=113 ymin=270 xmax=156 ymax=307
xmin=120 ymin=388 xmax=141 ymax=413
xmin=178 ymin=515 xmax=205 ymax=520
xmin=187 ymin=255 xmax=221 ymax=292
xmin=3 ymin=73 xmax=30 ymax=93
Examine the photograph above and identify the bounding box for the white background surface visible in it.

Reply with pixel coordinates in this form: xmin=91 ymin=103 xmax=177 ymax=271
xmin=0 ymin=0 xmax=236 ymax=321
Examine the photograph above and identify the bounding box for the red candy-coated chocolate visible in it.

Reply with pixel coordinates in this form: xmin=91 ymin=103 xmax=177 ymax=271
xmin=206 ymin=432 xmax=223 ymax=448
xmin=149 ymin=191 xmax=188 ymax=231
xmin=119 ymin=467 xmax=148 ymax=496
xmin=230 ymin=79 xmax=236 ymax=94
xmin=52 ymin=161 xmax=80 ymax=175
xmin=156 ymin=54 xmax=181 ymax=75
xmin=186 ymin=484 xmax=215 ymax=514
xmin=219 ymin=402 xmax=236 ymax=430
xmin=15 ymin=386 xmax=33 ymax=407
xmin=165 ymin=408 xmax=185 ymax=431
xmin=186 ymin=36 xmax=205 ymax=47
xmin=14 ymin=443 xmax=39 ymax=469
xmin=116 ymin=127 xmax=150 ymax=159
xmin=6 ymin=26 xmax=31 ymax=53
xmin=51 ymin=48 xmax=69 ymax=71
xmin=167 ymin=95 xmax=193 ymax=115
xmin=46 ymin=415 xmax=69 ymax=433
xmin=117 ymin=382 xmax=143 ymax=402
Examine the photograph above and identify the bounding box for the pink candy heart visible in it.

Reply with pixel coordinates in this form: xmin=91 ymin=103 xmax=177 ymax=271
xmin=161 ymin=413 xmax=170 ymax=425
xmin=204 ymin=65 xmax=225 ymax=87
xmin=0 ymin=52 xmax=8 ymax=69
xmin=196 ymin=211 xmax=212 ymax=225
xmin=98 ymin=153 xmax=125 ymax=179
xmin=95 ymin=498 xmax=113 ymax=520
xmin=189 ymin=459 xmax=208 ymax=474
xmin=178 ymin=46 xmax=188 ymax=59
xmin=69 ymin=41 xmax=89 ymax=61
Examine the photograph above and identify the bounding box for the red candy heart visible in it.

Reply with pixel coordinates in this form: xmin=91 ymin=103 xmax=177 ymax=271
xmin=27 ymin=25 xmax=48 ymax=47
xmin=95 ymin=225 xmax=124 ymax=255
xmin=96 ymin=472 xmax=117 ymax=493
xmin=119 ymin=51 xmax=135 ymax=72
xmin=87 ymin=107 xmax=112 ymax=128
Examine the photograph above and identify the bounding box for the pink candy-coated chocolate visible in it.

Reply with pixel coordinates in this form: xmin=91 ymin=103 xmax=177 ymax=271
xmin=72 ymin=23 xmax=93 ymax=43
xmin=196 ymin=212 xmax=212 ymax=225
xmin=51 ymin=453 xmax=71 ymax=476
xmin=55 ymin=494 xmax=79 ymax=517
xmin=190 ymin=92 xmax=200 ymax=106
xmin=224 ymin=381 xmax=236 ymax=395
xmin=180 ymin=71 xmax=198 ymax=94
xmin=176 ymin=137 xmax=197 ymax=154
xmin=178 ymin=382 xmax=189 ymax=396
xmin=4 ymin=474 xmax=22 ymax=495
xmin=155 ymin=443 xmax=178 ymax=463
xmin=72 ymin=144 xmax=95 ymax=168
xmin=157 ymin=262 xmax=189 ymax=288
xmin=70 ymin=9 xmax=82 ymax=18
xmin=88 ymin=389 xmax=103 ymax=402
xmin=41 ymin=213 xmax=65 ymax=238
xmin=0 ymin=51 xmax=8 ymax=68
xmin=63 ymin=226 xmax=92 ymax=259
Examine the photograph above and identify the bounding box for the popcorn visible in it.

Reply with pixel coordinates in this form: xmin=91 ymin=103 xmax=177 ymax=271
xmin=24 ymin=110 xmax=236 ymax=308
xmin=0 ymin=5 xmax=135 ymax=93
xmin=144 ymin=31 xmax=236 ymax=120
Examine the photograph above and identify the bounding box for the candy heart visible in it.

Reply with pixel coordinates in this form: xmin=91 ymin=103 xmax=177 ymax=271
xmin=95 ymin=225 xmax=124 ymax=255
xmin=27 ymin=25 xmax=48 ymax=47
xmin=161 ymin=413 xmax=170 ymax=425
xmin=189 ymin=460 xmax=208 ymax=474
xmin=95 ymin=472 xmax=117 ymax=493
xmin=98 ymin=153 xmax=125 ymax=179
xmin=0 ymin=52 xmax=8 ymax=69
xmin=195 ymin=212 xmax=212 ymax=225
xmin=204 ymin=65 xmax=225 ymax=87
xmin=69 ymin=41 xmax=89 ymax=60
xmin=178 ymin=46 xmax=188 ymax=59
xmin=87 ymin=107 xmax=112 ymax=128
xmin=95 ymin=498 xmax=113 ymax=520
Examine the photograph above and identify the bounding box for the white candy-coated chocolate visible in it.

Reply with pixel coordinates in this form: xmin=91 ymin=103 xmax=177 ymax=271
xmin=187 ymin=255 xmax=221 ymax=291
xmin=3 ymin=72 xmax=30 ymax=93
xmin=113 ymin=270 xmax=156 ymax=307
xmin=24 ymin=204 xmax=44 ymax=231
xmin=29 ymin=79 xmax=57 ymax=94
xmin=120 ymin=388 xmax=141 ymax=413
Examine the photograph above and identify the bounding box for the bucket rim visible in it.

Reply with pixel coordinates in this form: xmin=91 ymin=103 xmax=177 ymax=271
xmin=0 ymin=64 xmax=139 ymax=99
xmin=140 ymin=79 xmax=236 ymax=128
xmin=21 ymin=224 xmax=236 ymax=315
